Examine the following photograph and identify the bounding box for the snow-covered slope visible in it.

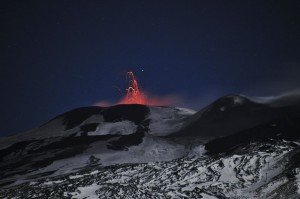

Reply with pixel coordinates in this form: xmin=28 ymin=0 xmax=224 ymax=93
xmin=0 ymin=105 xmax=195 ymax=150
xmin=0 ymin=104 xmax=196 ymax=187
xmin=147 ymin=106 xmax=196 ymax=136
xmin=1 ymin=93 xmax=300 ymax=198
xmin=1 ymin=140 xmax=300 ymax=199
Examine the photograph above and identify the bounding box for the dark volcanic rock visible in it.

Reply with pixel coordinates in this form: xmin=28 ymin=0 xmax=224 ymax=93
xmin=172 ymin=95 xmax=277 ymax=137
xmin=171 ymin=94 xmax=300 ymax=138
xmin=44 ymin=106 xmax=103 ymax=130
xmin=205 ymin=115 xmax=300 ymax=154
xmin=0 ymin=104 xmax=151 ymax=184
xmin=102 ymin=104 xmax=149 ymax=124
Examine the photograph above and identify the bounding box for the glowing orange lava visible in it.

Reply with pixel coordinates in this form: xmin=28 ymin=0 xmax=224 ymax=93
xmin=95 ymin=71 xmax=181 ymax=107
xmin=119 ymin=72 xmax=147 ymax=104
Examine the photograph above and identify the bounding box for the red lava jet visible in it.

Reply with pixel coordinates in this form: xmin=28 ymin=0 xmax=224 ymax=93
xmin=95 ymin=71 xmax=180 ymax=107
xmin=119 ymin=72 xmax=147 ymax=105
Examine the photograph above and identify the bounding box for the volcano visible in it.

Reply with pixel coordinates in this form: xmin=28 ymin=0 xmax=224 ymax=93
xmin=1 ymin=94 xmax=300 ymax=198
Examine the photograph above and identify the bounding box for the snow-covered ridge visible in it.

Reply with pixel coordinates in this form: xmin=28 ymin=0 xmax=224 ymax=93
xmin=0 ymin=104 xmax=198 ymax=187
xmin=0 ymin=105 xmax=196 ymax=150
xmin=245 ymin=91 xmax=300 ymax=107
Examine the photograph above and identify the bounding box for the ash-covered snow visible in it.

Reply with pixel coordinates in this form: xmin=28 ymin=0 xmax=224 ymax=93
xmin=43 ymin=180 xmax=64 ymax=185
xmin=88 ymin=135 xmax=187 ymax=166
xmin=0 ymin=118 xmax=66 ymax=150
xmin=1 ymin=102 xmax=300 ymax=198
xmin=1 ymin=134 xmax=187 ymax=186
xmin=69 ymin=183 xmax=101 ymax=199
xmin=295 ymin=168 xmax=300 ymax=194
xmin=189 ymin=144 xmax=206 ymax=157
xmin=88 ymin=120 xmax=137 ymax=136
xmin=147 ymin=106 xmax=196 ymax=136
xmin=1 ymin=140 xmax=299 ymax=199
xmin=0 ymin=106 xmax=195 ymax=150
xmin=0 ymin=114 xmax=104 ymax=150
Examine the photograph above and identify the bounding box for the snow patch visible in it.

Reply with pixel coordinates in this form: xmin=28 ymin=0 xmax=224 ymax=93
xmin=147 ymin=106 xmax=195 ymax=136
xmin=69 ymin=174 xmax=84 ymax=179
xmin=233 ymin=96 xmax=245 ymax=105
xmin=70 ymin=183 xmax=101 ymax=199
xmin=43 ymin=180 xmax=64 ymax=185
xmin=88 ymin=120 xmax=137 ymax=136
xmin=96 ymin=135 xmax=187 ymax=166
xmin=295 ymin=168 xmax=300 ymax=194
xmin=190 ymin=145 xmax=206 ymax=157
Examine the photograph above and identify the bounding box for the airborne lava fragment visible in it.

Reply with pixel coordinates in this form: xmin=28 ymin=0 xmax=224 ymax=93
xmin=119 ymin=72 xmax=147 ymax=105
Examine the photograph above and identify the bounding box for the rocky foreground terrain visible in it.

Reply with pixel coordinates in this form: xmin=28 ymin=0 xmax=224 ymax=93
xmin=1 ymin=140 xmax=300 ymax=198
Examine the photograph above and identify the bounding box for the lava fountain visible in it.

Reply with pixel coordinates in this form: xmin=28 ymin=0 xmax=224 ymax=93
xmin=95 ymin=71 xmax=181 ymax=107
xmin=119 ymin=72 xmax=147 ymax=104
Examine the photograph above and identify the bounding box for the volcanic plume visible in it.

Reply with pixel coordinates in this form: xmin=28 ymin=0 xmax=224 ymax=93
xmin=96 ymin=71 xmax=181 ymax=107
xmin=119 ymin=72 xmax=147 ymax=105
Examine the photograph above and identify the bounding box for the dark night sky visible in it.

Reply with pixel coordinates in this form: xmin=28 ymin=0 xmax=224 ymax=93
xmin=1 ymin=1 xmax=300 ymax=136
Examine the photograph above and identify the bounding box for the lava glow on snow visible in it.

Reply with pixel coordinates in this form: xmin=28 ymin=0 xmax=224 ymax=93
xmin=95 ymin=71 xmax=180 ymax=107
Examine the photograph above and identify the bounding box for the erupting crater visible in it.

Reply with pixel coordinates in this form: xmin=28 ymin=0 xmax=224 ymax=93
xmin=96 ymin=71 xmax=180 ymax=107
xmin=119 ymin=72 xmax=147 ymax=105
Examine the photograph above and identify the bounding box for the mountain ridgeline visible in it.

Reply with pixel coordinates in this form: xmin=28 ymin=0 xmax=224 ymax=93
xmin=1 ymin=94 xmax=300 ymax=198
